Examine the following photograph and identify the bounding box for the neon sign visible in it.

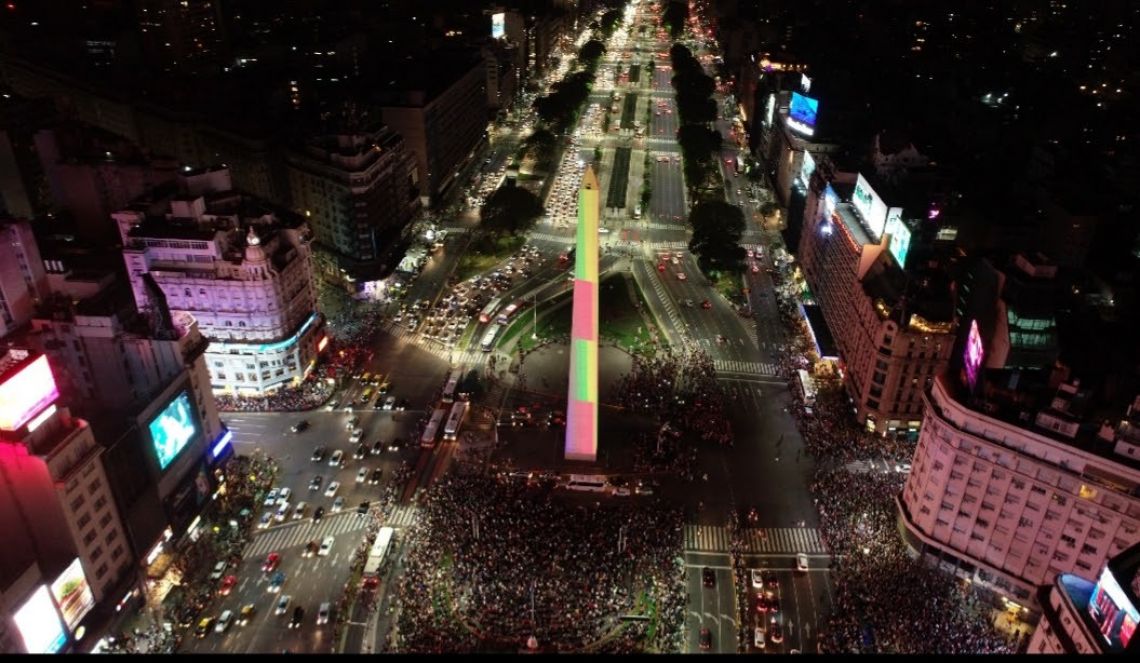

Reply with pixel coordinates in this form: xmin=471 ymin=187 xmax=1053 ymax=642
xmin=0 ymin=355 xmax=60 ymax=431
xmin=963 ymin=320 xmax=984 ymax=389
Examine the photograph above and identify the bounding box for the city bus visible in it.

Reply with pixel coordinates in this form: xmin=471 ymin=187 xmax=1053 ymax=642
xmin=421 ymin=408 xmax=447 ymax=448
xmin=441 ymin=368 xmax=463 ymax=404
xmin=443 ymin=401 xmax=469 ymax=441
xmin=362 ymin=526 xmax=395 ymax=587
xmin=480 ymin=323 xmax=502 ymax=352
xmin=479 ymin=297 xmax=503 ymax=324
xmin=564 ymin=474 xmax=610 ymax=493
xmin=496 ymin=299 xmax=526 ymax=325
xmin=797 ymin=369 xmax=817 ymax=409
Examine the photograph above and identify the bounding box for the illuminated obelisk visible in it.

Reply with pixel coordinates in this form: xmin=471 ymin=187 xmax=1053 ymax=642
xmin=564 ymin=165 xmax=600 ymax=462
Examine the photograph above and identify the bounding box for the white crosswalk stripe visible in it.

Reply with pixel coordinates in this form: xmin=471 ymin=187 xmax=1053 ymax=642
xmin=712 ymin=359 xmax=778 ymax=377
xmin=684 ymin=525 xmax=828 ymax=554
xmin=244 ymin=512 xmax=368 ymax=557
xmin=385 ymin=504 xmax=420 ymax=529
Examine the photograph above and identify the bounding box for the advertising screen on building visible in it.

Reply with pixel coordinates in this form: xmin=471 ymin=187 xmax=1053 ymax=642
xmin=13 ymin=585 xmax=67 ymax=654
xmin=0 ymin=354 xmax=60 ymax=432
xmin=885 ymin=208 xmax=911 ymax=268
xmin=149 ymin=390 xmax=200 ymax=471
xmin=799 ymin=150 xmax=815 ymax=186
xmin=852 ymin=173 xmax=888 ymax=241
xmin=1088 ymin=567 xmax=1140 ymax=649
xmin=492 ymin=12 xmax=505 ymax=39
xmin=963 ymin=320 xmax=984 ymax=390
xmin=787 ymin=92 xmax=819 ymax=137
xmin=822 ymin=183 xmax=838 ymax=220
xmin=764 ymin=94 xmax=775 ymax=128
xmin=51 ymin=559 xmax=95 ymax=631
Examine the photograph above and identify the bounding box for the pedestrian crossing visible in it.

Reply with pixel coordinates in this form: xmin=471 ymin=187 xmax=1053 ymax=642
xmin=245 ymin=512 xmax=368 ymax=558
xmin=713 ymin=359 xmax=778 ymax=377
xmin=385 ymin=504 xmax=420 ymax=529
xmin=684 ymin=525 xmax=828 ymax=555
xmin=378 ymin=322 xmax=485 ymax=365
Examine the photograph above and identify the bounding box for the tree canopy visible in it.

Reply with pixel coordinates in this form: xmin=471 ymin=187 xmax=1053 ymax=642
xmin=481 ymin=186 xmax=544 ymax=235
xmin=687 ymin=200 xmax=747 ymax=275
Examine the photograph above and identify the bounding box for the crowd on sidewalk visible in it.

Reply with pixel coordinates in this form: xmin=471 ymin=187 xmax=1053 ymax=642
xmin=392 ymin=473 xmax=686 ymax=653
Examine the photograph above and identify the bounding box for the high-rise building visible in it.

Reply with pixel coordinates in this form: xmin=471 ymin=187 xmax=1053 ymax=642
xmin=0 ymin=219 xmax=49 ymax=339
xmin=114 ymin=166 xmax=325 ymax=395
xmin=898 ymin=373 xmax=1140 ymax=608
xmin=286 ymin=125 xmax=421 ymax=285
xmin=0 ymin=349 xmax=132 ymax=653
xmin=135 ymin=0 xmax=226 ymax=74
xmin=0 ymin=92 xmax=56 ymax=219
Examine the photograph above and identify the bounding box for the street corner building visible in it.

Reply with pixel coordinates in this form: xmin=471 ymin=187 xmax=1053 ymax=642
xmin=565 ymin=165 xmax=600 ymax=463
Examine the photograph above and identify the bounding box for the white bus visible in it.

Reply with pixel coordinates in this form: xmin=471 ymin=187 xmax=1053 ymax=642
xmin=421 ymin=408 xmax=447 ymax=448
xmin=480 ymin=324 xmax=502 ymax=352
xmin=496 ymin=299 xmax=525 ymax=325
xmin=797 ymin=369 xmax=817 ymax=408
xmin=443 ymin=401 xmax=469 ymax=440
xmin=441 ymin=368 xmax=463 ymax=404
xmin=362 ymin=526 xmax=395 ymax=587
xmin=479 ymin=297 xmax=503 ymax=324
xmin=564 ymin=474 xmax=610 ymax=493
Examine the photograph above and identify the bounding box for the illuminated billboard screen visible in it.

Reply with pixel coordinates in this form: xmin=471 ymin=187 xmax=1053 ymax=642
xmin=852 ymin=173 xmax=888 ymax=241
xmin=51 ymin=559 xmax=95 ymax=631
xmin=799 ymin=151 xmax=815 ymax=186
xmin=149 ymin=390 xmax=200 ymax=471
xmin=885 ymin=208 xmax=911 ymax=268
xmin=787 ymin=92 xmax=818 ymax=136
xmin=821 ymin=183 xmax=838 ymax=220
xmin=963 ymin=320 xmax=984 ymax=390
xmin=764 ymin=94 xmax=775 ymax=128
xmin=1089 ymin=567 xmax=1140 ymax=649
xmin=13 ymin=585 xmax=67 ymax=654
xmin=0 ymin=355 xmax=60 ymax=431
xmin=492 ymin=12 xmax=505 ymax=39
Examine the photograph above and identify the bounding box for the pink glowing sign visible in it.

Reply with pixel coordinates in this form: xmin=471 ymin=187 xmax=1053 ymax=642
xmin=0 ymin=355 xmax=60 ymax=432
xmin=963 ymin=320 xmax=984 ymax=389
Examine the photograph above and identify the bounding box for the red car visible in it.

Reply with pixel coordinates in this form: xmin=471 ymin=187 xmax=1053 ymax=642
xmin=657 ymin=263 xmax=666 ymax=272
xmin=219 ymin=574 xmax=238 ymax=596
xmin=701 ymin=299 xmax=712 ymax=309
xmin=262 ymin=552 xmax=281 ymax=573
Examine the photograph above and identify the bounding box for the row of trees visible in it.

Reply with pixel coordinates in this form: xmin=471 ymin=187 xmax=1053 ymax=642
xmin=662 ymin=0 xmax=688 ymax=39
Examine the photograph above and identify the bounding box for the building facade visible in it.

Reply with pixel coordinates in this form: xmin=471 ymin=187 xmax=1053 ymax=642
xmin=0 ymin=219 xmax=49 ymax=338
xmin=114 ymin=167 xmax=324 ymax=395
xmin=899 ymin=376 xmax=1140 ymax=608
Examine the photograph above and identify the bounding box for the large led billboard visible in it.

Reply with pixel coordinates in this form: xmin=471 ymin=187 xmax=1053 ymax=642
xmin=852 ymin=173 xmax=888 ymax=241
xmin=149 ymin=390 xmax=200 ymax=471
xmin=885 ymin=208 xmax=911 ymax=268
xmin=799 ymin=150 xmax=816 ymax=186
xmin=13 ymin=585 xmax=67 ymax=654
xmin=492 ymin=12 xmax=505 ymax=39
xmin=963 ymin=320 xmax=984 ymax=390
xmin=0 ymin=354 xmax=60 ymax=431
xmin=787 ymin=92 xmax=819 ymax=137
xmin=1089 ymin=567 xmax=1139 ymax=649
xmin=764 ymin=94 xmax=775 ymax=128
xmin=821 ymin=183 xmax=839 ymax=220
xmin=51 ymin=559 xmax=95 ymax=631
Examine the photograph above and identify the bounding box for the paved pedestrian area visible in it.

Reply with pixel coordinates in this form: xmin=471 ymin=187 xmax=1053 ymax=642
xmin=684 ymin=525 xmax=828 ymax=555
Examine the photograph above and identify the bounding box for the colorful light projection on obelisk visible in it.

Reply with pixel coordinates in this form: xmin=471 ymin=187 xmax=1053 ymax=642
xmin=564 ymin=165 xmax=600 ymax=462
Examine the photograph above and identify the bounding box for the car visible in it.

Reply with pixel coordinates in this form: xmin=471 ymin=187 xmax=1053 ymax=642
xmin=289 ymin=606 xmax=304 ymax=629
xmin=329 ymin=450 xmax=344 ymax=467
xmin=387 ymin=438 xmax=402 ymax=452
xmin=345 ymin=415 xmax=360 ymax=430
xmin=796 ymin=553 xmax=809 ymax=573
xmin=676 ymin=272 xmax=687 ymax=281
xmin=258 ymin=512 xmax=273 ymax=529
xmin=349 ymin=428 xmax=364 ymax=443
xmin=354 ymin=444 xmax=368 ymax=460
xmin=238 ymin=604 xmax=256 ymax=626
xmin=310 ymin=447 xmax=327 ymax=463
xmin=263 ymin=488 xmax=279 ymax=507
xmin=371 ymin=439 xmax=385 ymax=455
xmin=196 ymin=617 xmax=214 ymax=639
xmin=754 ymin=626 xmax=766 ymax=649
xmin=274 ymin=502 xmax=290 ymax=522
xmin=268 ymin=571 xmax=285 ymax=593
xmin=702 ymin=567 xmax=715 ymax=588
xmin=262 ymin=552 xmax=281 ymax=573
xmin=324 ymin=399 xmax=339 ymax=411
xmin=275 ymin=595 xmax=292 ymax=615
xmin=396 ymin=398 xmax=408 ymax=411
xmin=276 ymin=487 xmax=291 ymax=505
xmin=634 ymin=480 xmax=655 ymax=495
xmin=751 ymin=568 xmax=764 ymax=589
xmin=312 ymin=506 xmax=325 ymax=523
xmin=699 ymin=627 xmax=712 ymax=650
xmin=369 ymin=468 xmax=383 ymax=485
xmin=657 ymin=262 xmax=666 ymax=272
xmin=382 ymin=396 xmax=396 ymax=410
xmin=317 ymin=602 xmax=331 ymax=625
xmin=292 ymin=501 xmax=308 ymax=520
xmin=377 ymin=380 xmax=391 ymax=394
xmin=332 ymin=495 xmax=345 ymax=512
xmin=291 ymin=420 xmax=309 ymax=433
xmin=701 ymin=299 xmax=712 ymax=309
xmin=219 ymin=574 xmax=238 ymax=596
xmin=318 ymin=536 xmax=334 ymax=557
xmin=209 ymin=561 xmax=228 ymax=580
xmin=309 ymin=475 xmax=323 ymax=491
xmin=769 ymin=623 xmax=783 ymax=643
xmin=356 ymin=467 xmax=369 ymax=483
xmin=751 ymin=263 xmax=760 ymax=274
xmin=324 ymin=481 xmax=340 ymax=498
xmin=356 ymin=501 xmax=371 ymax=515
xmin=303 ymin=539 xmax=319 ymax=558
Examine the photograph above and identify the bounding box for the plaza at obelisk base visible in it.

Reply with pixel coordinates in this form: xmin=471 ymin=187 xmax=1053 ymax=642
xmin=564 ymin=165 xmax=600 ymax=462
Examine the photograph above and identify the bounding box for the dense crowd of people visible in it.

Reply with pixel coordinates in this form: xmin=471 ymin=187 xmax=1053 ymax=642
xmin=392 ymin=473 xmax=686 ymax=653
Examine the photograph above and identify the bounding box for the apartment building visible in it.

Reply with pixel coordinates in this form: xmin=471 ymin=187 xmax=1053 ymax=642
xmin=0 ymin=219 xmax=49 ymax=338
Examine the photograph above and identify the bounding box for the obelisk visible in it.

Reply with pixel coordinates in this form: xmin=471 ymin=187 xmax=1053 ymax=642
xmin=564 ymin=165 xmax=600 ymax=462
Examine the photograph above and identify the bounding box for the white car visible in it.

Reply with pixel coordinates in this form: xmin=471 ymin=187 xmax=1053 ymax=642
xmin=328 ymin=450 xmax=344 ymax=467
xmin=317 ymin=602 xmax=331 ymax=625
xmin=349 ymin=428 xmax=363 ymax=443
xmin=263 ymin=488 xmax=279 ymax=507
xmin=331 ymin=496 xmax=345 ymax=513
xmin=382 ymin=396 xmax=396 ymax=410
xmin=209 ymin=561 xmax=227 ymax=581
xmin=751 ymin=568 xmax=764 ymax=589
xmin=275 ymin=595 xmax=292 ymax=616
xmin=324 ymin=481 xmax=340 ymax=498
xmin=318 ymin=536 xmax=334 ymax=557
xmin=796 ymin=553 xmax=809 ymax=573
xmin=356 ymin=467 xmax=369 ymax=484
xmin=276 ymin=487 xmax=291 ymax=505
xmin=754 ymin=627 xmax=766 ymax=649
xmin=215 ymin=610 xmax=233 ymax=634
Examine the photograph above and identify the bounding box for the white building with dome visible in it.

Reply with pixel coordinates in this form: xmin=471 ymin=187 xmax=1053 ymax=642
xmin=115 ymin=166 xmax=325 ymax=395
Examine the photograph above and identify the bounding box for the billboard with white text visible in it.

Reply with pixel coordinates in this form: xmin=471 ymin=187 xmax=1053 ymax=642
xmin=852 ymin=173 xmax=888 ymax=241
xmin=885 ymin=208 xmax=911 ymax=268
